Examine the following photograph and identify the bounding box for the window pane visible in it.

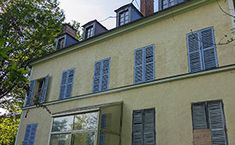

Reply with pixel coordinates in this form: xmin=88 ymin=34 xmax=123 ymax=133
xmin=100 ymin=104 xmax=122 ymax=134
xmin=50 ymin=134 xmax=71 ymax=145
xmin=74 ymin=112 xmax=98 ymax=130
xmin=99 ymin=133 xmax=120 ymax=145
xmin=52 ymin=116 xmax=74 ymax=132
xmin=71 ymin=132 xmax=96 ymax=145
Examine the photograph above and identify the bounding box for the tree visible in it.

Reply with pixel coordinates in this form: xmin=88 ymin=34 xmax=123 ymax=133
xmin=0 ymin=0 xmax=65 ymax=113
xmin=0 ymin=115 xmax=20 ymax=145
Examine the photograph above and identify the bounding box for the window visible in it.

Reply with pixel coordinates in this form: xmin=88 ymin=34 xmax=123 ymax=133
xmin=132 ymin=108 xmax=156 ymax=145
xmin=23 ymin=124 xmax=38 ymax=145
xmin=93 ymin=58 xmax=110 ymax=93
xmin=192 ymin=101 xmax=228 ymax=145
xmin=134 ymin=45 xmax=155 ymax=84
xmin=57 ymin=37 xmax=65 ymax=49
xmin=86 ymin=26 xmax=94 ymax=39
xmin=119 ymin=10 xmax=129 ymax=26
xmin=25 ymin=75 xmax=50 ymax=106
xmin=187 ymin=27 xmax=218 ymax=73
xmin=50 ymin=103 xmax=122 ymax=145
xmin=160 ymin=0 xmax=184 ymax=10
xmin=59 ymin=69 xmax=74 ymax=99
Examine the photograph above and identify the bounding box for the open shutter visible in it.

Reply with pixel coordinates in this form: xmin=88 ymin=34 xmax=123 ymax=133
xmin=132 ymin=110 xmax=144 ymax=145
xmin=23 ymin=124 xmax=38 ymax=145
xmin=60 ymin=71 xmax=68 ymax=99
xmin=25 ymin=80 xmax=36 ymax=106
xmin=200 ymin=28 xmax=217 ymax=70
xmin=65 ymin=69 xmax=74 ymax=98
xmin=145 ymin=46 xmax=154 ymax=81
xmin=187 ymin=32 xmax=202 ymax=72
xmin=192 ymin=103 xmax=208 ymax=129
xmin=134 ymin=49 xmax=144 ymax=83
xmin=93 ymin=61 xmax=102 ymax=92
xmin=143 ymin=109 xmax=155 ymax=145
xmin=99 ymin=114 xmax=107 ymax=145
xmin=208 ymin=102 xmax=227 ymax=145
xmin=101 ymin=59 xmax=110 ymax=91
xmin=39 ymin=75 xmax=49 ymax=103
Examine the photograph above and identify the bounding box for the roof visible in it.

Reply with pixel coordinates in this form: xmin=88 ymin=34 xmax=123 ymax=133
xmin=30 ymin=0 xmax=207 ymax=66
xmin=114 ymin=3 xmax=143 ymax=17
xmin=82 ymin=19 xmax=108 ymax=30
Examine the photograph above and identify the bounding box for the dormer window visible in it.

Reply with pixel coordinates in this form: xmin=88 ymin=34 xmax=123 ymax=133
xmin=57 ymin=37 xmax=65 ymax=49
xmin=119 ymin=10 xmax=129 ymax=26
xmin=86 ymin=26 xmax=94 ymax=39
xmin=115 ymin=3 xmax=143 ymax=27
xmin=82 ymin=20 xmax=107 ymax=40
xmin=162 ymin=0 xmax=175 ymax=9
xmin=159 ymin=0 xmax=185 ymax=10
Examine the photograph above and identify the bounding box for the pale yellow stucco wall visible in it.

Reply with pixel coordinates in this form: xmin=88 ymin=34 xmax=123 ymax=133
xmin=16 ymin=0 xmax=235 ymax=145
xmin=17 ymin=69 xmax=235 ymax=145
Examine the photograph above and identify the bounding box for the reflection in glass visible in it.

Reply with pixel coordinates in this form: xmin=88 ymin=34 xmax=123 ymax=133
xmin=52 ymin=116 xmax=74 ymax=132
xmin=50 ymin=134 xmax=71 ymax=145
xmin=72 ymin=132 xmax=96 ymax=145
xmin=74 ymin=112 xmax=98 ymax=130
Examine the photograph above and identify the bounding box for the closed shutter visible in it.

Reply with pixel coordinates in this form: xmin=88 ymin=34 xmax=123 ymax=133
xmin=93 ymin=58 xmax=110 ymax=92
xmin=39 ymin=75 xmax=50 ymax=103
xmin=145 ymin=46 xmax=154 ymax=81
xmin=65 ymin=69 xmax=74 ymax=98
xmin=93 ymin=61 xmax=102 ymax=92
xmin=25 ymin=80 xmax=36 ymax=106
xmin=200 ymin=28 xmax=217 ymax=70
xmin=99 ymin=114 xmax=107 ymax=145
xmin=208 ymin=102 xmax=227 ymax=145
xmin=134 ymin=49 xmax=144 ymax=83
xmin=132 ymin=110 xmax=144 ymax=145
xmin=133 ymin=109 xmax=155 ymax=145
xmin=23 ymin=124 xmax=38 ymax=145
xmin=101 ymin=59 xmax=110 ymax=91
xmin=143 ymin=109 xmax=155 ymax=145
xmin=60 ymin=71 xmax=68 ymax=99
xmin=192 ymin=103 xmax=208 ymax=129
xmin=187 ymin=32 xmax=202 ymax=72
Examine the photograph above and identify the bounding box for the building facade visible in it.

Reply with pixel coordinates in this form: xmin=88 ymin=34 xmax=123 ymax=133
xmin=15 ymin=0 xmax=235 ymax=145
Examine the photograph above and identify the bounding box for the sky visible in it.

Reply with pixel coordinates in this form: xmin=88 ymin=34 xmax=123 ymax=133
xmin=59 ymin=0 xmax=158 ymax=29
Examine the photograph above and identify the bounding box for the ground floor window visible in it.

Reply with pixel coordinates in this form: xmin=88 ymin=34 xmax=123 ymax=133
xmin=192 ymin=100 xmax=228 ymax=145
xmin=50 ymin=103 xmax=122 ymax=145
xmin=132 ymin=108 xmax=156 ymax=145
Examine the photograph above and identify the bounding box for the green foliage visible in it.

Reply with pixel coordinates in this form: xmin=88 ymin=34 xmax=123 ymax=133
xmin=0 ymin=0 xmax=65 ymax=112
xmin=0 ymin=116 xmax=20 ymax=145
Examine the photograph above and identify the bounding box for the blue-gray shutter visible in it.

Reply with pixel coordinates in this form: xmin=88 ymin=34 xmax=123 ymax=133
xmin=60 ymin=71 xmax=68 ymax=99
xmin=99 ymin=114 xmax=107 ymax=145
xmin=39 ymin=75 xmax=49 ymax=103
xmin=145 ymin=46 xmax=154 ymax=81
xmin=23 ymin=124 xmax=38 ymax=145
xmin=93 ymin=61 xmax=102 ymax=92
xmin=25 ymin=80 xmax=36 ymax=106
xmin=200 ymin=28 xmax=217 ymax=70
xmin=132 ymin=110 xmax=144 ymax=145
xmin=101 ymin=59 xmax=110 ymax=91
xmin=134 ymin=49 xmax=144 ymax=83
xmin=208 ymin=102 xmax=227 ymax=145
xmin=132 ymin=109 xmax=156 ymax=145
xmin=65 ymin=69 xmax=74 ymax=98
xmin=143 ymin=109 xmax=155 ymax=145
xmin=187 ymin=32 xmax=202 ymax=72
xmin=192 ymin=103 xmax=208 ymax=129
